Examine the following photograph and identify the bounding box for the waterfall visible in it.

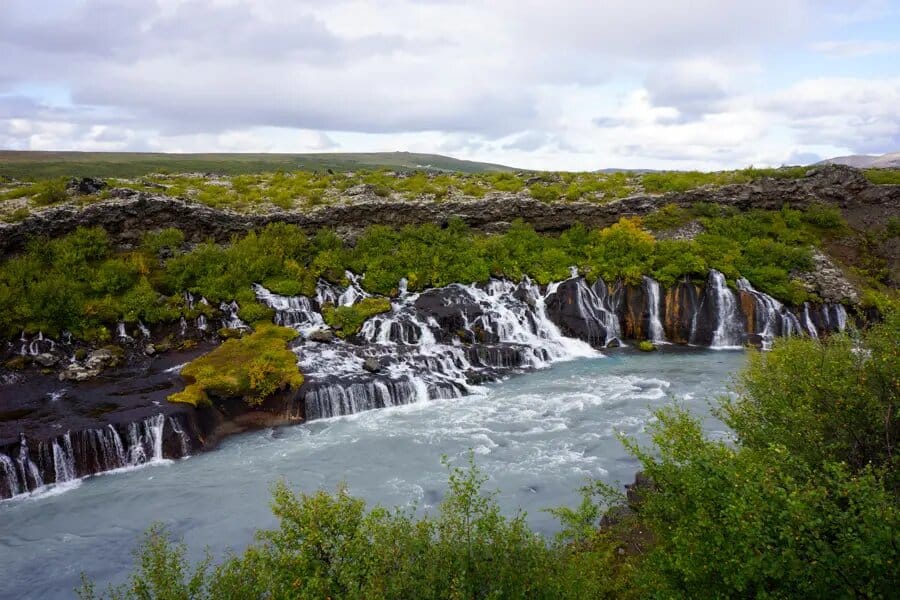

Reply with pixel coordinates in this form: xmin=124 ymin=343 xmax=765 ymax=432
xmin=138 ymin=322 xmax=151 ymax=338
xmin=196 ymin=315 xmax=208 ymax=331
xmin=219 ymin=301 xmax=247 ymax=330
xmin=117 ymin=322 xmax=132 ymax=341
xmin=126 ymin=414 xmax=167 ymax=466
xmin=179 ymin=317 xmax=188 ymax=336
xmin=0 ymin=414 xmax=182 ymax=501
xmin=51 ymin=433 xmax=76 ymax=483
xmin=15 ymin=436 xmax=43 ymax=493
xmin=821 ymin=304 xmax=848 ymax=333
xmin=802 ymin=303 xmax=819 ymax=338
xmin=707 ymin=271 xmax=744 ymax=349
xmin=168 ymin=417 xmax=191 ymax=457
xmin=1 ymin=454 xmax=20 ymax=498
xmin=19 ymin=331 xmax=55 ymax=356
xmin=736 ymin=278 xmax=803 ymax=349
xmin=643 ymin=277 xmax=666 ymax=343
xmin=254 ymin=284 xmax=325 ymax=334
xmin=263 ymin=275 xmax=598 ymax=421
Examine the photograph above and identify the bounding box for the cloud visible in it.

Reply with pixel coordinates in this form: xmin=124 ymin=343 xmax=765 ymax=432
xmin=0 ymin=0 xmax=896 ymax=169
xmin=763 ymin=77 xmax=900 ymax=153
xmin=811 ymin=40 xmax=900 ymax=57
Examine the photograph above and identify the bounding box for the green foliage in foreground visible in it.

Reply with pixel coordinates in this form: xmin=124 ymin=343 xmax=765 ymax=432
xmin=0 ymin=202 xmax=845 ymax=339
xmin=321 ymin=297 xmax=392 ymax=338
xmin=168 ymin=323 xmax=303 ymax=407
xmin=78 ymin=316 xmax=899 ymax=599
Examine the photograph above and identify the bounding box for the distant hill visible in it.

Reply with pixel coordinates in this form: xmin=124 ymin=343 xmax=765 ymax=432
xmin=817 ymin=151 xmax=900 ymax=169
xmin=0 ymin=151 xmax=515 ymax=180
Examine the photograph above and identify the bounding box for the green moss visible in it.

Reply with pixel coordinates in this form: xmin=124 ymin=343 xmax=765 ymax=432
xmin=169 ymin=323 xmax=302 ymax=407
xmin=321 ymin=297 xmax=392 ymax=338
xmin=863 ymin=169 xmax=900 ymax=185
xmin=638 ymin=340 xmax=657 ymax=352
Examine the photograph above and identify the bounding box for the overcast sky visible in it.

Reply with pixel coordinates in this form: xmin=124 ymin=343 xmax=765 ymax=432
xmin=1 ymin=0 xmax=898 ymax=170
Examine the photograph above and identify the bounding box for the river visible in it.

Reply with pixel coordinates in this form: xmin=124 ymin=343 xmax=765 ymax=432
xmin=0 ymin=348 xmax=744 ymax=599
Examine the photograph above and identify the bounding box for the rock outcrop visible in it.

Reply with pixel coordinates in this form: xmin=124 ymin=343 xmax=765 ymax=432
xmin=1 ymin=166 xmax=897 ymax=256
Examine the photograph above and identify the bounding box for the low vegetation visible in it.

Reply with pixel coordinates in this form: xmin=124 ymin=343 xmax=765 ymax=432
xmin=321 ymin=297 xmax=392 ymax=338
xmin=78 ymin=312 xmax=900 ymax=598
xmin=863 ymin=168 xmax=900 ymax=185
xmin=168 ymin=323 xmax=302 ymax=407
xmin=0 ymin=202 xmax=863 ymax=340
xmin=1 ymin=164 xmax=831 ymax=219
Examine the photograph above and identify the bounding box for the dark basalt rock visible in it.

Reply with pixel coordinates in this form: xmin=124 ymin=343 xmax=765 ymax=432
xmin=544 ymin=278 xmax=611 ymax=347
xmin=414 ymin=286 xmax=494 ymax=343
xmin=663 ymin=280 xmax=700 ymax=344
xmin=66 ymin=177 xmax=108 ymax=195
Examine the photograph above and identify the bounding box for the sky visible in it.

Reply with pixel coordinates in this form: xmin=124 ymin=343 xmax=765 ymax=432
xmin=0 ymin=0 xmax=898 ymax=171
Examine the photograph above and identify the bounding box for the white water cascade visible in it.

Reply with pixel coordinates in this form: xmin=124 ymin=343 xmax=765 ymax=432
xmin=736 ymin=278 xmax=804 ymax=349
xmin=256 ymin=276 xmax=598 ymax=421
xmin=643 ymin=277 xmax=667 ymax=343
xmin=706 ymin=270 xmax=745 ymax=349
xmin=51 ymin=433 xmax=76 ymax=483
xmin=116 ymin=322 xmax=132 ymax=341
xmin=218 ymin=301 xmax=247 ymax=330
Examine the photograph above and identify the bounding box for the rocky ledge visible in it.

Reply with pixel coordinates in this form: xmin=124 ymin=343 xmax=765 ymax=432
xmin=1 ymin=165 xmax=898 ymax=257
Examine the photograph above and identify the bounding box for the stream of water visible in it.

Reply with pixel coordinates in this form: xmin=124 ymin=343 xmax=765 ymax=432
xmin=0 ymin=349 xmax=744 ymax=599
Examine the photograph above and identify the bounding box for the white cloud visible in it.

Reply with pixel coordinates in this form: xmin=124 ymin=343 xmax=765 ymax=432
xmin=811 ymin=40 xmax=900 ymax=57
xmin=0 ymin=0 xmax=896 ymax=168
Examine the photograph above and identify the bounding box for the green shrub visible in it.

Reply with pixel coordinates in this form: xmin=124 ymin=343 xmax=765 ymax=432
xmin=801 ymin=202 xmax=845 ymax=229
xmin=637 ymin=340 xmax=656 ymax=352
xmin=641 ymin=203 xmax=691 ymax=230
xmin=321 ymin=297 xmax=391 ymax=337
xmin=31 ymin=178 xmax=69 ymax=206
xmin=864 ymin=169 xmax=900 ymax=185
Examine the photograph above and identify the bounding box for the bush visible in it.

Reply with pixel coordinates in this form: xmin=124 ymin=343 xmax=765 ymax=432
xmin=864 ymin=169 xmax=900 ymax=185
xmin=321 ymin=297 xmax=392 ymax=337
xmin=31 ymin=178 xmax=69 ymax=206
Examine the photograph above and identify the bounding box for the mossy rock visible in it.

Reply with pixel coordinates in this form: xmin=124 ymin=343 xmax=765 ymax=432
xmin=4 ymin=356 xmax=29 ymax=370
xmin=169 ymin=323 xmax=303 ymax=408
xmin=217 ymin=327 xmax=246 ymax=340
xmin=638 ymin=340 xmax=657 ymax=352
xmin=321 ymin=297 xmax=392 ymax=338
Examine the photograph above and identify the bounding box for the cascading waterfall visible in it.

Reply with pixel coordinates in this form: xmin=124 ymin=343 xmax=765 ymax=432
xmin=51 ymin=433 xmax=76 ymax=483
xmin=821 ymin=303 xmax=848 ymax=332
xmin=219 ymin=301 xmax=247 ymax=330
xmin=642 ymin=277 xmax=666 ymax=343
xmin=706 ymin=270 xmax=745 ymax=348
xmin=802 ymin=303 xmax=819 ymax=338
xmin=257 ymin=276 xmax=598 ymax=421
xmin=736 ymin=278 xmax=804 ymax=349
xmin=116 ymin=322 xmax=132 ymax=341
xmin=126 ymin=415 xmax=166 ymax=465
xmin=0 ymin=454 xmax=20 ymax=498
xmin=0 ymin=413 xmax=179 ymax=501
xmin=254 ymin=284 xmax=325 ymax=333
xmin=138 ymin=322 xmax=151 ymax=338
xmin=2 ymin=268 xmax=853 ymax=501
xmin=168 ymin=417 xmax=191 ymax=457
xmin=19 ymin=331 xmax=55 ymax=356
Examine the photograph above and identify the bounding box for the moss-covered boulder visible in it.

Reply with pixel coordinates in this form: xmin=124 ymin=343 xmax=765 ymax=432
xmin=169 ymin=323 xmax=303 ymax=407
